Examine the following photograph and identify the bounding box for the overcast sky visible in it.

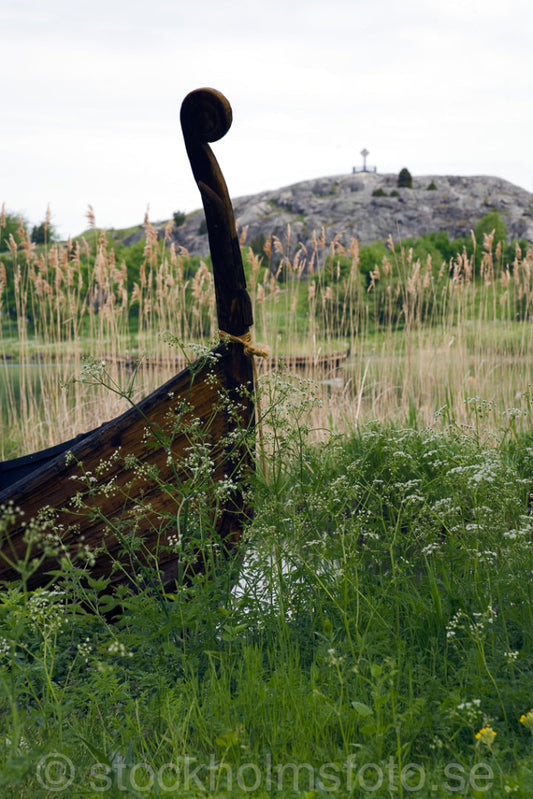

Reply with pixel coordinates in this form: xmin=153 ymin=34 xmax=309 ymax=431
xmin=2 ymin=0 xmax=532 ymax=239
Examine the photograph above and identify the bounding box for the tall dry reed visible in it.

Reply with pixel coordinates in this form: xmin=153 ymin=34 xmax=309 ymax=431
xmin=1 ymin=209 xmax=533 ymax=457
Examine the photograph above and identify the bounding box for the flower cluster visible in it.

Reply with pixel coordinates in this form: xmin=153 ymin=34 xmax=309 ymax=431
xmin=475 ymin=724 xmax=496 ymax=748
xmin=107 ymin=640 xmax=133 ymax=658
xmin=78 ymin=358 xmax=108 ymax=383
xmin=77 ymin=638 xmax=93 ymax=664
xmin=167 ymin=533 xmax=183 ymax=551
xmin=27 ymin=588 xmax=66 ymax=634
xmin=503 ymin=650 xmax=519 ymax=662
xmin=520 ymin=709 xmax=533 ymax=733
xmin=456 ymin=698 xmax=481 ymax=725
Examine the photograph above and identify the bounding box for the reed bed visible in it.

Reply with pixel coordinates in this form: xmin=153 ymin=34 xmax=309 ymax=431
xmin=1 ymin=209 xmax=533 ymax=458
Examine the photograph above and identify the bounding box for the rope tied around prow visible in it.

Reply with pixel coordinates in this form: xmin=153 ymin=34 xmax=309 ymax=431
xmin=218 ymin=329 xmax=269 ymax=483
xmin=218 ymin=329 xmax=269 ymax=359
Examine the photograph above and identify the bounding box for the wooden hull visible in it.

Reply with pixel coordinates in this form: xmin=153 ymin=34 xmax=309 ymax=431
xmin=0 ymin=87 xmax=261 ymax=596
xmin=0 ymin=342 xmax=254 ymax=592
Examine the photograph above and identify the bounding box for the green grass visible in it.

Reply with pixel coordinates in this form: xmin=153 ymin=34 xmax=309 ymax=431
xmin=1 ymin=392 xmax=533 ymax=796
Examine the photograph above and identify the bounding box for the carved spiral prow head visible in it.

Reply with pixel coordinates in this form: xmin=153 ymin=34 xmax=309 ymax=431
xmin=180 ymin=87 xmax=253 ymax=337
xmin=180 ymin=88 xmax=233 ymax=145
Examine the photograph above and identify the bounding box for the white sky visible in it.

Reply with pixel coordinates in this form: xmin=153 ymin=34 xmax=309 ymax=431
xmin=2 ymin=0 xmax=532 ymax=239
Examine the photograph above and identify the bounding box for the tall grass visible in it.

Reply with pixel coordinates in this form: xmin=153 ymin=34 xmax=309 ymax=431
xmin=234 ymin=227 xmax=533 ymax=440
xmin=1 ymin=211 xmax=533 ymax=457
xmin=1 ymin=400 xmax=533 ymax=796
xmin=0 ymin=212 xmax=215 ymax=457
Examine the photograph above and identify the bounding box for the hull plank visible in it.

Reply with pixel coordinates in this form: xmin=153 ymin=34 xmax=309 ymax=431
xmin=0 ymin=345 xmax=254 ymax=590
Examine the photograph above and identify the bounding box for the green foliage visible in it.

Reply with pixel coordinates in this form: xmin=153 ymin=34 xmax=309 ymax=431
xmin=372 ymin=187 xmax=387 ymax=197
xmin=474 ymin=210 xmax=507 ymax=250
xmin=321 ymin=253 xmax=354 ymax=284
xmin=172 ymin=210 xmax=186 ymax=227
xmin=397 ymin=167 xmax=413 ymax=188
xmin=0 ymin=209 xmax=27 ymax=252
xmin=249 ymin=231 xmax=266 ymax=256
xmin=30 ymin=221 xmax=58 ymax=245
xmin=1 ymin=408 xmax=533 ymax=795
xmin=470 ymin=212 xmax=531 ymax=277
xmin=425 ymin=229 xmax=457 ymax=261
xmin=426 ymin=180 xmax=437 ymax=190
xmin=400 ymin=232 xmax=451 ymax=268
xmin=358 ymin=241 xmax=389 ymax=278
xmin=111 ymin=237 xmax=148 ymax=290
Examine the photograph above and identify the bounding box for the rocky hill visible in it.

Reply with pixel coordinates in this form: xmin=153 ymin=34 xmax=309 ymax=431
xmin=169 ymin=172 xmax=533 ymax=257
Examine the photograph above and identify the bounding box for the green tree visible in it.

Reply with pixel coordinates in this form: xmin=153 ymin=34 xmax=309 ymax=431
xmin=359 ymin=242 xmax=389 ymax=282
xmin=397 ymin=167 xmax=413 ymax=189
xmin=250 ymin=231 xmax=266 ymax=256
xmin=474 ymin=211 xmax=507 ymax=250
xmin=411 ymin=230 xmax=456 ymax=263
xmin=31 ymin=220 xmax=58 ymax=245
xmin=0 ymin=208 xmax=28 ymax=252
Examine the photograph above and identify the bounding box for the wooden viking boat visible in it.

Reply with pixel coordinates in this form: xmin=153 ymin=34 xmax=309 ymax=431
xmin=0 ymin=88 xmax=257 ymax=593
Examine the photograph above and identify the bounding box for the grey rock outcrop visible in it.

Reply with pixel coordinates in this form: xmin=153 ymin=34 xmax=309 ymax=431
xmin=171 ymin=172 xmax=533 ymax=257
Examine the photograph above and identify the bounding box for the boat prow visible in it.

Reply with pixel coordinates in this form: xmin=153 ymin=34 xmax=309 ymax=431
xmin=0 ymin=88 xmax=257 ymax=594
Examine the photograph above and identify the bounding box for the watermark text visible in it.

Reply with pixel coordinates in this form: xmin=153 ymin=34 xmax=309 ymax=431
xmin=36 ymin=752 xmax=495 ymax=793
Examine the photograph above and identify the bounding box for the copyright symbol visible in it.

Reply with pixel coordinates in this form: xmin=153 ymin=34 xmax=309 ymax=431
xmin=36 ymin=752 xmax=75 ymax=791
